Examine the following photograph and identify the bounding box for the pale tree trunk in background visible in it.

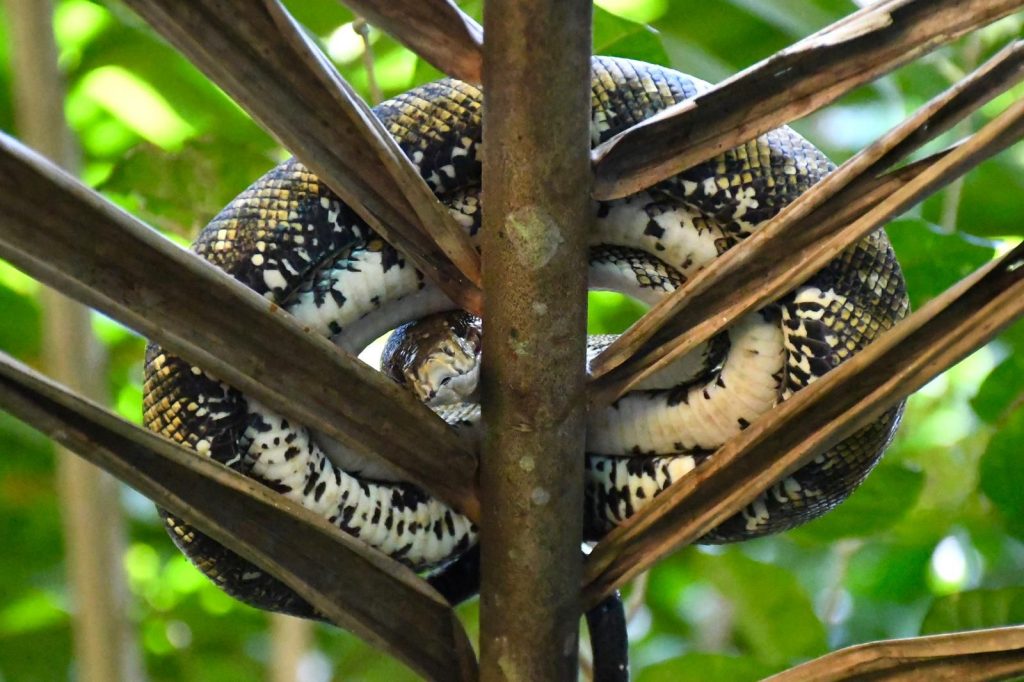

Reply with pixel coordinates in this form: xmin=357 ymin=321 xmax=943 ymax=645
xmin=5 ymin=1 xmax=144 ymax=680
xmin=269 ymin=613 xmax=313 ymax=682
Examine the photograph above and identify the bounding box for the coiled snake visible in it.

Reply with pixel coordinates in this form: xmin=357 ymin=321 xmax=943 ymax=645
xmin=143 ymin=57 xmax=908 ymax=618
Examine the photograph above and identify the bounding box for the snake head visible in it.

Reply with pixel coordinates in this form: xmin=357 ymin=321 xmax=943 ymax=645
xmin=381 ymin=311 xmax=483 ymax=407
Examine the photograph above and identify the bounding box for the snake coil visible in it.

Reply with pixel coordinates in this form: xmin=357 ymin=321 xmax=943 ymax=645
xmin=143 ymin=57 xmax=908 ymax=617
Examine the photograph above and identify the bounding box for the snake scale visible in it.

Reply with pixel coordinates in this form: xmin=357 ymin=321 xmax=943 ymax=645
xmin=142 ymin=57 xmax=908 ymax=618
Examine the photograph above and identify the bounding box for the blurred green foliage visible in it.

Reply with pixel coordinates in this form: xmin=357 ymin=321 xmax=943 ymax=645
xmin=0 ymin=1 xmax=1022 ymax=680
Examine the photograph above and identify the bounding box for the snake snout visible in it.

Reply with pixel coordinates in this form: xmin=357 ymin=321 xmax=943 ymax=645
xmin=411 ymin=351 xmax=480 ymax=407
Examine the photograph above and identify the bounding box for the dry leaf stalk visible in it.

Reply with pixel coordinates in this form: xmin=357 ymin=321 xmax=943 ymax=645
xmin=592 ymin=0 xmax=1024 ymax=200
xmin=338 ymin=0 xmax=483 ymax=83
xmin=0 ymin=353 xmax=477 ymax=682
xmin=584 ymin=240 xmax=1024 ymax=605
xmin=0 ymin=134 xmax=481 ymax=520
xmin=121 ymin=0 xmax=483 ymax=313
xmin=590 ymin=43 xmax=1024 ymax=404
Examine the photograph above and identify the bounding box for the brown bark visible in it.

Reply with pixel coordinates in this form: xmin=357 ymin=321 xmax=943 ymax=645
xmin=767 ymin=626 xmax=1024 ymax=681
xmin=1 ymin=1 xmax=1020 ymax=679
xmin=477 ymin=0 xmax=593 ymax=679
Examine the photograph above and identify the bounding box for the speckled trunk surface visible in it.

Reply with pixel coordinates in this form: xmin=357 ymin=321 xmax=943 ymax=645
xmin=478 ymin=1 xmax=593 ymax=680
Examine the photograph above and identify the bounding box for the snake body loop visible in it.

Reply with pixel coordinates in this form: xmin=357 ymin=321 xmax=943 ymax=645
xmin=143 ymin=57 xmax=908 ymax=616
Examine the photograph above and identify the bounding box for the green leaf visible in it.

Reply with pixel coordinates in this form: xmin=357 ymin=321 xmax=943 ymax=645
xmin=588 ymin=291 xmax=647 ymax=334
xmin=0 ymin=589 xmax=66 ymax=636
xmin=653 ymin=0 xmax=792 ymax=74
xmin=692 ymin=550 xmax=827 ymax=665
xmin=0 ymin=626 xmax=72 ymax=682
xmin=643 ymin=556 xmax=696 ymax=637
xmin=921 ymin=587 xmax=1024 ymax=635
xmin=282 ymin=0 xmax=353 ymax=35
xmin=593 ymin=6 xmax=669 ymax=65
xmin=922 ymin=156 xmax=1024 ymax=238
xmin=0 ymin=3 xmax=19 ymax=135
xmin=0 ymin=283 xmax=40 ymax=359
xmin=412 ymin=57 xmax=446 ymax=88
xmin=637 ymin=652 xmax=774 ymax=682
xmin=790 ymin=462 xmax=925 ymax=542
xmin=978 ymin=407 xmax=1024 ymax=535
xmin=885 ymin=218 xmax=997 ymax=309
xmin=724 ymin=0 xmax=837 ymax=38
xmin=99 ymin=137 xmax=281 ymax=240
xmin=0 ymin=408 xmax=52 ymax=472
xmin=846 ymin=542 xmax=934 ymax=604
xmin=72 ymin=25 xmax=267 ymax=147
xmin=971 ymin=353 xmax=1024 ymax=424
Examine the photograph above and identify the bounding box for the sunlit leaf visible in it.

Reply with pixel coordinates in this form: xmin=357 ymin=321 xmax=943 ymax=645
xmin=0 ymin=589 xmax=66 ymax=636
xmin=588 ymin=291 xmax=648 ymax=335
xmin=54 ymin=0 xmax=112 ymax=66
xmin=593 ymin=6 xmax=669 ymax=65
xmin=0 ymin=260 xmax=37 ymax=296
xmin=326 ymin=21 xmax=367 ymax=64
xmin=124 ymin=542 xmax=160 ymax=586
xmin=71 ymin=26 xmax=267 ymax=146
xmin=75 ymin=66 xmax=196 ymax=149
xmin=595 ymin=0 xmax=669 ymax=25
